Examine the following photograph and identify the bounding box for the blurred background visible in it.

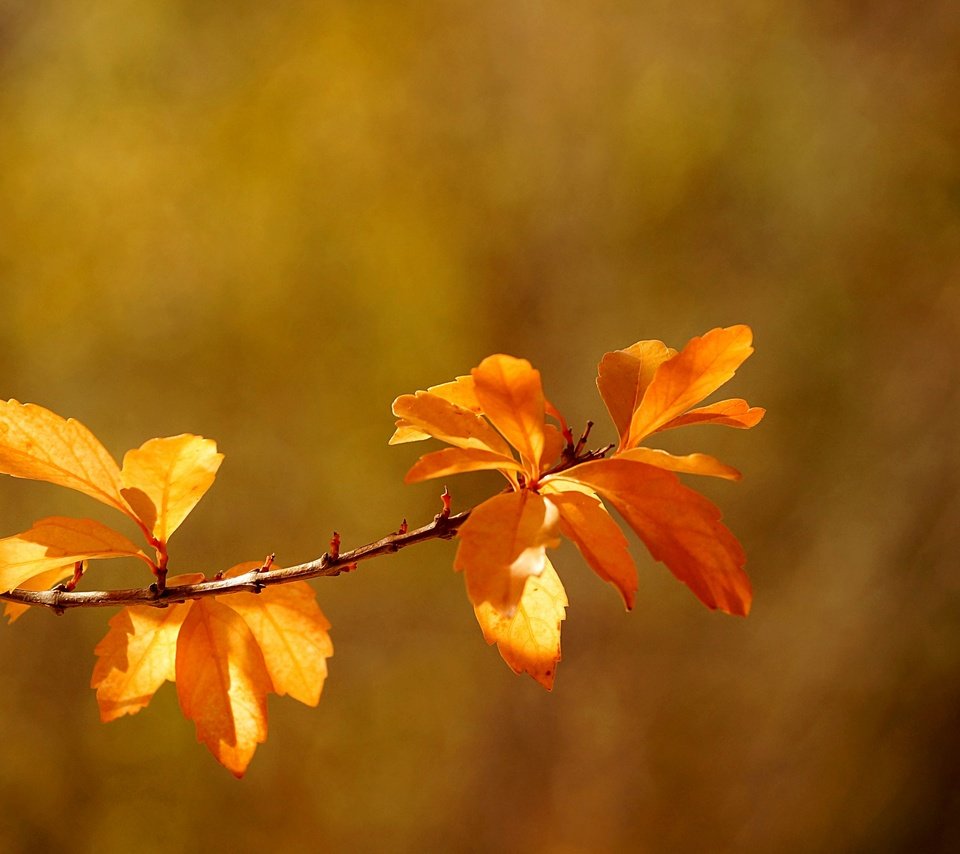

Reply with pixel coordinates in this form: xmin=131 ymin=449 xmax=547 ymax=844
xmin=1 ymin=1 xmax=958 ymax=851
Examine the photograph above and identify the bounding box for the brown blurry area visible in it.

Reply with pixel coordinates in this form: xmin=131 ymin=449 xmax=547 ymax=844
xmin=1 ymin=0 xmax=958 ymax=851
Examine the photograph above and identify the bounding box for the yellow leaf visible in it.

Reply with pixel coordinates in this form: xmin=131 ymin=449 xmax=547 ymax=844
xmin=471 ymin=355 xmax=546 ymax=475
xmin=223 ymin=569 xmax=333 ymax=707
xmin=121 ymin=435 xmax=223 ymax=543
xmin=454 ymin=491 xmax=560 ymax=615
xmin=0 ymin=517 xmax=148 ymax=593
xmin=596 ymin=340 xmax=676 ymax=444
xmin=617 ymin=447 xmax=741 ymax=480
xmin=656 ymin=398 xmax=766 ymax=432
xmin=392 ymin=392 xmax=513 ymax=457
xmin=627 ymin=325 xmax=755 ymax=447
xmin=176 ymin=597 xmax=272 ymax=778
xmin=0 ymin=400 xmax=133 ymax=519
xmin=474 ymin=558 xmax=567 ymax=690
xmin=3 ymin=565 xmax=74 ymax=623
xmin=91 ymin=600 xmax=193 ymax=722
xmin=560 ymin=459 xmax=752 ymax=616
xmin=548 ymin=491 xmax=639 ymax=609
xmin=388 ymin=377 xmax=483 ymax=444
xmin=404 ymin=447 xmax=523 ymax=484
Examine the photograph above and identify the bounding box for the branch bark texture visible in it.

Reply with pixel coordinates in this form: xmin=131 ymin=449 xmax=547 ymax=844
xmin=0 ymin=510 xmax=469 ymax=615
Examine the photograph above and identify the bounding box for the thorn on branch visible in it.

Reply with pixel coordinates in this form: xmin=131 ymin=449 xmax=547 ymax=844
xmin=63 ymin=560 xmax=86 ymax=593
xmin=329 ymin=531 xmax=341 ymax=561
xmin=258 ymin=553 xmax=275 ymax=573
xmin=398 ymin=518 xmax=408 ymax=535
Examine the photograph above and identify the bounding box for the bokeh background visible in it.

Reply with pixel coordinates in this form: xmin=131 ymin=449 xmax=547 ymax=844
xmin=1 ymin=1 xmax=958 ymax=851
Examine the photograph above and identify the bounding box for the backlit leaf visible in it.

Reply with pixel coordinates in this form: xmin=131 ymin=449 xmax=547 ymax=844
xmin=617 ymin=447 xmax=741 ymax=480
xmin=0 ymin=517 xmax=148 ymax=593
xmin=627 ymin=325 xmax=755 ymax=446
xmin=404 ymin=447 xmax=523 ymax=484
xmin=121 ymin=435 xmax=223 ymax=543
xmin=91 ymin=598 xmax=194 ymax=722
xmin=548 ymin=491 xmax=638 ymax=609
xmin=392 ymin=392 xmax=513 ymax=457
xmin=472 ymin=355 xmax=546 ymax=474
xmin=454 ymin=491 xmax=560 ymax=615
xmin=0 ymin=400 xmax=132 ymax=518
xmin=176 ymin=597 xmax=272 ymax=778
xmin=474 ymin=558 xmax=567 ymax=690
xmin=656 ymin=398 xmax=766 ymax=432
xmin=561 ymin=459 xmax=752 ymax=615
xmin=223 ymin=568 xmax=333 ymax=707
xmin=596 ymin=340 xmax=676 ymax=444
xmin=389 ymin=376 xmax=482 ymax=444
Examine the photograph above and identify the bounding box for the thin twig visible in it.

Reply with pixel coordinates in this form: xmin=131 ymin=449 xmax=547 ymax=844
xmin=0 ymin=510 xmax=469 ymax=614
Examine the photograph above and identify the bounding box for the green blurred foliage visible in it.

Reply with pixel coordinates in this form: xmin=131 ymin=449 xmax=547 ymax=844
xmin=1 ymin=0 xmax=958 ymax=851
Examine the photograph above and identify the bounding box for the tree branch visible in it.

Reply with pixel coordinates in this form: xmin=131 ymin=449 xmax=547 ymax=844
xmin=0 ymin=509 xmax=469 ymax=615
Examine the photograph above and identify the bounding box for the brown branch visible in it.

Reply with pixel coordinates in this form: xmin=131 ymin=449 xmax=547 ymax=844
xmin=0 ymin=509 xmax=469 ymax=615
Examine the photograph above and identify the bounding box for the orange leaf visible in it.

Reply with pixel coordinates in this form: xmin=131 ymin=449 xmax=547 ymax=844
xmin=454 ymin=491 xmax=560 ymax=615
xmin=403 ymin=447 xmax=523 ymax=483
xmin=616 ymin=447 xmax=741 ymax=480
xmin=223 ymin=572 xmax=333 ymax=707
xmin=548 ymin=491 xmax=638 ymax=609
xmin=474 ymin=557 xmax=567 ymax=690
xmin=388 ymin=376 xmax=482 ymax=444
xmin=596 ymin=340 xmax=677 ymax=444
xmin=176 ymin=597 xmax=272 ymax=778
xmin=392 ymin=392 xmax=513 ymax=457
xmin=0 ymin=517 xmax=149 ymax=593
xmin=3 ymin=565 xmax=74 ymax=623
xmin=0 ymin=400 xmax=133 ymax=519
xmin=471 ymin=355 xmax=546 ymax=474
xmin=560 ymin=459 xmax=752 ymax=616
xmin=626 ymin=325 xmax=755 ymax=447
xmin=657 ymin=398 xmax=766 ymax=432
xmin=120 ymin=435 xmax=223 ymax=544
xmin=91 ymin=600 xmax=194 ymax=722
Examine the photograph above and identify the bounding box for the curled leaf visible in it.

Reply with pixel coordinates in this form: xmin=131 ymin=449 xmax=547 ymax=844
xmin=392 ymin=392 xmax=513 ymax=457
xmin=596 ymin=340 xmax=676 ymax=445
xmin=404 ymin=447 xmax=523 ymax=484
xmin=472 ymin=355 xmax=546 ymax=474
xmin=616 ymin=447 xmax=741 ymax=480
xmin=657 ymin=398 xmax=766 ymax=432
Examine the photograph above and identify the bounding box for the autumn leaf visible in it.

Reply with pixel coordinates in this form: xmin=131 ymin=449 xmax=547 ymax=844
xmin=596 ymin=340 xmax=677 ymax=445
xmin=176 ymin=597 xmax=272 ymax=778
xmin=403 ymin=447 xmax=524 ymax=484
xmin=91 ymin=594 xmax=199 ymax=722
xmin=474 ymin=558 xmax=567 ymax=690
xmin=121 ymin=435 xmax=223 ymax=544
xmin=0 ymin=400 xmax=134 ymax=520
xmin=223 ymin=564 xmax=333 ymax=707
xmin=471 ymin=355 xmax=547 ymax=474
xmin=454 ymin=491 xmax=560 ymax=615
xmin=625 ymin=325 xmax=755 ymax=447
xmin=547 ymin=491 xmax=639 ymax=609
xmin=392 ymin=392 xmax=514 ymax=458
xmin=617 ymin=447 xmax=742 ymax=481
xmin=656 ymin=397 xmax=766 ymax=432
xmin=0 ymin=517 xmax=149 ymax=594
xmin=556 ymin=459 xmax=751 ymax=615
